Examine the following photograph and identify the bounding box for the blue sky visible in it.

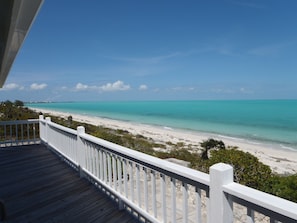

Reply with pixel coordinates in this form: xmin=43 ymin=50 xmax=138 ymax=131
xmin=2 ymin=0 xmax=297 ymax=101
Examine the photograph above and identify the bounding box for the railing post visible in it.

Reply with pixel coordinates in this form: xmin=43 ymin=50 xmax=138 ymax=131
xmin=39 ymin=115 xmax=44 ymax=140
xmin=77 ymin=126 xmax=86 ymax=178
xmin=44 ymin=117 xmax=51 ymax=144
xmin=209 ymin=163 xmax=233 ymax=223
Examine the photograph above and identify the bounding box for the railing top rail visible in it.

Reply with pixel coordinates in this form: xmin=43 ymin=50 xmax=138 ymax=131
xmin=28 ymin=119 xmax=39 ymax=122
xmin=223 ymin=182 xmax=297 ymax=221
xmin=0 ymin=119 xmax=39 ymax=125
xmin=81 ymin=132 xmax=210 ymax=187
xmin=47 ymin=120 xmax=77 ymax=136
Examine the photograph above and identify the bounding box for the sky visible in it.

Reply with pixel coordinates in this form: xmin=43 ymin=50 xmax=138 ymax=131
xmin=1 ymin=0 xmax=297 ymax=102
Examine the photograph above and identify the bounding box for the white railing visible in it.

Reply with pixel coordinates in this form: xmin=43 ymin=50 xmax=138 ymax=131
xmin=39 ymin=115 xmax=297 ymax=223
xmin=0 ymin=119 xmax=40 ymax=147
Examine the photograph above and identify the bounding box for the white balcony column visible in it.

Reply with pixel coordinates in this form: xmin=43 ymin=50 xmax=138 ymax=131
xmin=45 ymin=117 xmax=51 ymax=144
xmin=77 ymin=126 xmax=86 ymax=178
xmin=209 ymin=163 xmax=233 ymax=223
xmin=39 ymin=115 xmax=44 ymax=140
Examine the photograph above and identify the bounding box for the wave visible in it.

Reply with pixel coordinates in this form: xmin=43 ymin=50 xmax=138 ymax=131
xmin=217 ymin=135 xmax=245 ymax=141
xmin=163 ymin=126 xmax=173 ymax=130
xmin=279 ymin=144 xmax=297 ymax=151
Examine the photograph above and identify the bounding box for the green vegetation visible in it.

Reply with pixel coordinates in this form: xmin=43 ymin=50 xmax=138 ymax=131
xmin=0 ymin=100 xmax=38 ymax=121
xmin=199 ymin=149 xmax=273 ymax=190
xmin=1 ymin=100 xmax=297 ymax=202
xmin=268 ymin=175 xmax=297 ymax=202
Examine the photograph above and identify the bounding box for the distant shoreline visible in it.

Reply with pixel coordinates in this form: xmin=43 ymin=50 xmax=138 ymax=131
xmin=31 ymin=107 xmax=297 ymax=175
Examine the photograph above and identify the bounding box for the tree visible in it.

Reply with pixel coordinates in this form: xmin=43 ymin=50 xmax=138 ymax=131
xmin=14 ymin=100 xmax=24 ymax=107
xmin=200 ymin=138 xmax=225 ymax=159
xmin=67 ymin=115 xmax=73 ymax=127
xmin=3 ymin=100 xmax=13 ymax=106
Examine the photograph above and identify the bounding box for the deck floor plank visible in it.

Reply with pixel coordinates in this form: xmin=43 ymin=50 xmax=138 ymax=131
xmin=0 ymin=144 xmax=139 ymax=223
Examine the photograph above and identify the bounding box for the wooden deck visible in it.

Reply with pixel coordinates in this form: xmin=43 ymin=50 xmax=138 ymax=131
xmin=0 ymin=144 xmax=139 ymax=223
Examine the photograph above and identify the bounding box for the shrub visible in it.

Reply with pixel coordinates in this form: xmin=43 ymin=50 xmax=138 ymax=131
xmin=267 ymin=175 xmax=297 ymax=202
xmin=205 ymin=149 xmax=272 ymax=190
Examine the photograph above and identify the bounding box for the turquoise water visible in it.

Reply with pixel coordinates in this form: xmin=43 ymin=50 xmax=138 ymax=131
xmin=27 ymin=100 xmax=297 ymax=150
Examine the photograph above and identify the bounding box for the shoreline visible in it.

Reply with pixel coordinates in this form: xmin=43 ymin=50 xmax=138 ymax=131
xmin=33 ymin=107 xmax=297 ymax=175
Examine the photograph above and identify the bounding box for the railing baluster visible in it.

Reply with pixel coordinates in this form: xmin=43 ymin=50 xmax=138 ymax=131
xmin=129 ymin=161 xmax=134 ymax=202
xmin=87 ymin=145 xmax=91 ymax=172
xmin=206 ymin=190 xmax=210 ymax=223
xmin=27 ymin=123 xmax=30 ymax=141
xmin=161 ymin=173 xmax=167 ymax=222
xmin=86 ymin=145 xmax=92 ymax=172
xmin=247 ymin=207 xmax=255 ymax=223
xmin=123 ymin=159 xmax=128 ymax=197
xmin=144 ymin=167 xmax=148 ymax=212
xmin=183 ymin=182 xmax=188 ymax=223
xmin=96 ymin=148 xmax=100 ymax=179
xmin=15 ymin=124 xmax=18 ymax=144
xmin=66 ymin=134 xmax=69 ymax=158
xmin=195 ymin=187 xmax=202 ymax=223
xmin=91 ymin=146 xmax=95 ymax=175
xmin=117 ymin=157 xmax=122 ymax=193
xmin=86 ymin=144 xmax=90 ymax=170
xmin=136 ymin=164 xmax=141 ymax=207
xmin=4 ymin=124 xmax=7 ymax=145
xmin=151 ymin=170 xmax=157 ymax=218
xmin=99 ymin=148 xmax=103 ymax=180
xmin=21 ymin=124 xmax=23 ymax=143
xmin=171 ymin=178 xmax=176 ymax=223
xmin=108 ymin=152 xmax=112 ymax=186
xmin=10 ymin=124 xmax=12 ymax=144
xmin=103 ymin=151 xmax=107 ymax=183
xmin=33 ymin=122 xmax=36 ymax=142
xmin=112 ymin=154 xmax=117 ymax=189
xmin=91 ymin=145 xmax=95 ymax=176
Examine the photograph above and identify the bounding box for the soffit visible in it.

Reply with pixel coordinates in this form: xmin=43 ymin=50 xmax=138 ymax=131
xmin=0 ymin=0 xmax=43 ymax=87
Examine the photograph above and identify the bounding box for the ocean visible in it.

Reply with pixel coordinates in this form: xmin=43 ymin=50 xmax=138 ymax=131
xmin=27 ymin=100 xmax=297 ymax=150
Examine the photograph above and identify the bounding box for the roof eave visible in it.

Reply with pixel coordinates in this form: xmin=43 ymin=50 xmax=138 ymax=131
xmin=0 ymin=0 xmax=43 ymax=87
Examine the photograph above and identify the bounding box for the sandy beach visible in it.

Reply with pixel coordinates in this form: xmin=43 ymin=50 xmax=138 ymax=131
xmin=34 ymin=108 xmax=297 ymax=175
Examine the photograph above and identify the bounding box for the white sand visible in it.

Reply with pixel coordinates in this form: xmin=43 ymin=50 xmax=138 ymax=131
xmin=34 ymin=108 xmax=297 ymax=175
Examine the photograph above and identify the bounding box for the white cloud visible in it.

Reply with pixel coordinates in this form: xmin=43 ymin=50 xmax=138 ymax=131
xmin=139 ymin=84 xmax=148 ymax=90
xmin=240 ymin=87 xmax=254 ymax=94
xmin=100 ymin=80 xmax=130 ymax=92
xmin=1 ymin=83 xmax=23 ymax=91
xmin=103 ymin=52 xmax=180 ymax=64
xmin=75 ymin=83 xmax=89 ymax=91
xmin=247 ymin=42 xmax=291 ymax=57
xmin=171 ymin=86 xmax=196 ymax=91
xmin=211 ymin=88 xmax=235 ymax=94
xmin=30 ymin=83 xmax=47 ymax=90
xmin=74 ymin=80 xmax=130 ymax=92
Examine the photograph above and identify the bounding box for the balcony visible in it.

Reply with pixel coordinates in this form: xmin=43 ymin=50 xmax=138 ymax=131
xmin=0 ymin=117 xmax=297 ymax=223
